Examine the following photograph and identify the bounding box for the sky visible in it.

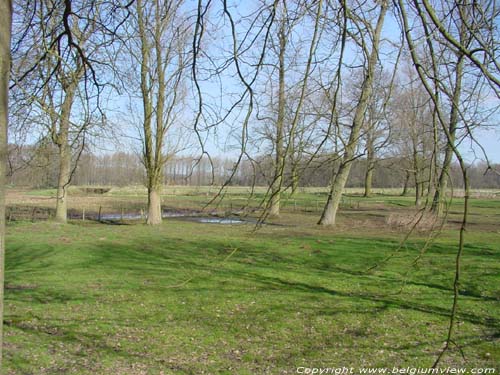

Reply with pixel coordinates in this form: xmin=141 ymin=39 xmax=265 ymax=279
xmin=461 ymin=126 xmax=500 ymax=164
xmin=11 ymin=0 xmax=500 ymax=167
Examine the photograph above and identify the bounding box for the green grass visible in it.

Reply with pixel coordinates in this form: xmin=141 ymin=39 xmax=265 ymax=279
xmin=3 ymin=215 xmax=499 ymax=374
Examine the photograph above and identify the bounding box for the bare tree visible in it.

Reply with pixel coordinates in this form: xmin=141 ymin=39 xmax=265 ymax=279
xmin=396 ymin=0 xmax=500 ymax=366
xmin=268 ymin=2 xmax=288 ymax=217
xmin=430 ymin=0 xmax=481 ymax=215
xmin=319 ymin=0 xmax=388 ymax=226
xmin=391 ymin=72 xmax=436 ymax=207
xmin=361 ymin=69 xmax=392 ymax=197
xmin=126 ymin=0 xmax=190 ymax=225
xmin=254 ymin=0 xmax=321 ymax=216
xmin=0 ymin=0 xmax=11 ymax=367
xmin=10 ymin=0 xmax=130 ymax=222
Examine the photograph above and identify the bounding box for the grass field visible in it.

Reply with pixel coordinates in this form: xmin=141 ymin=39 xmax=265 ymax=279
xmin=2 ymin=187 xmax=500 ymax=374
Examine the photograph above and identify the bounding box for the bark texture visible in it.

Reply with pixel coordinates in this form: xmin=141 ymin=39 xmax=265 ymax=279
xmin=147 ymin=187 xmax=162 ymax=225
xmin=54 ymin=82 xmax=76 ymax=223
xmin=0 ymin=0 xmax=11 ymax=365
xmin=364 ymin=132 xmax=375 ymax=197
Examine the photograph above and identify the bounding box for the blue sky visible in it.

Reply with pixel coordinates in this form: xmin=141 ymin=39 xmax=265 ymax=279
xmin=461 ymin=126 xmax=500 ymax=164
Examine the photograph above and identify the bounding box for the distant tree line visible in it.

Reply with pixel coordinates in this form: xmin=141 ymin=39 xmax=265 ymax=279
xmin=7 ymin=147 xmax=500 ymax=191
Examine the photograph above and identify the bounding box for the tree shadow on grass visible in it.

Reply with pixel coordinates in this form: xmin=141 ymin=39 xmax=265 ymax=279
xmin=4 ymin=228 xmax=499 ymax=372
xmin=3 ymin=316 xmax=168 ymax=375
xmin=197 ymin=263 xmax=500 ymax=328
xmin=5 ymin=245 xmax=57 ymax=273
xmin=72 ymin=236 xmax=500 ymax=330
xmin=90 ymin=235 xmax=499 ymax=317
xmin=7 ymin=232 xmax=498 ymax=325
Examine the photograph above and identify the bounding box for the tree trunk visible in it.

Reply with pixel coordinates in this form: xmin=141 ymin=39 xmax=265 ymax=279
xmin=364 ymin=164 xmax=374 ymax=198
xmin=269 ymin=181 xmax=281 ymax=217
xmin=432 ymin=155 xmax=451 ymax=214
xmin=55 ymin=142 xmax=71 ymax=223
xmin=0 ymin=0 xmax=11 ymax=366
xmin=432 ymin=61 xmax=463 ymax=215
xmin=430 ymin=7 xmax=468 ymax=216
xmin=364 ymin=138 xmax=375 ymax=197
xmin=147 ymin=185 xmax=162 ymax=225
xmin=420 ymin=181 xmax=426 ymax=197
xmin=364 ymin=115 xmax=375 ymax=198
xmin=318 ymin=3 xmax=387 ymax=226
xmin=53 ymin=82 xmax=76 ymax=223
xmin=414 ymin=173 xmax=421 ymax=207
xmin=411 ymin=126 xmax=421 ymax=207
xmin=136 ymin=0 xmax=174 ymax=225
xmin=401 ymin=170 xmax=410 ymax=196
xmin=319 ymin=163 xmax=351 ymax=226
xmin=269 ymin=15 xmax=287 ymax=217
xmin=290 ymin=163 xmax=299 ymax=197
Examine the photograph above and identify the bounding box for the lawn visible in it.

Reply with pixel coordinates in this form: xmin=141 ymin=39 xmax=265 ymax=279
xmin=2 ymin=204 xmax=499 ymax=374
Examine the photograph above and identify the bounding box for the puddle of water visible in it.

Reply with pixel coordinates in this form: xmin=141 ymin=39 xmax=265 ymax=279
xmin=94 ymin=211 xmax=250 ymax=225
xmin=95 ymin=211 xmax=201 ymax=221
xmin=99 ymin=213 xmax=141 ymax=220
xmin=194 ymin=217 xmax=247 ymax=224
xmin=163 ymin=212 xmax=200 ymax=218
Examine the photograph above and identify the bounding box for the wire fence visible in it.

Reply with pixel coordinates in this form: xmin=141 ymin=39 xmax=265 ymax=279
xmin=5 ymin=196 xmax=361 ymax=223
